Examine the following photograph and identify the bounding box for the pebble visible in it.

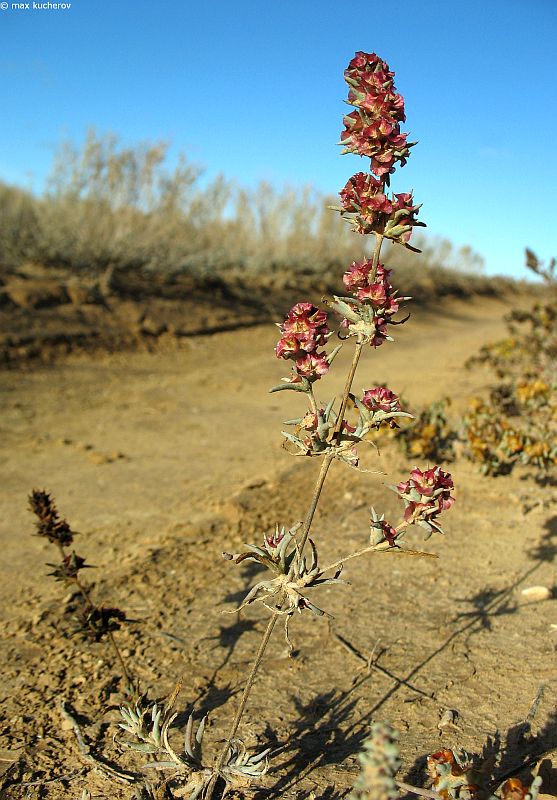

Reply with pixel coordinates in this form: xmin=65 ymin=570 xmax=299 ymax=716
xmin=521 ymin=586 xmax=552 ymax=602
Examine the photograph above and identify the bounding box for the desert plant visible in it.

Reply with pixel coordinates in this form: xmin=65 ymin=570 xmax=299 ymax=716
xmin=26 ymin=52 xmax=551 ymax=800
xmin=346 ymin=728 xmax=544 ymax=800
xmin=462 ymin=250 xmax=556 ymax=477
xmin=28 ymin=490 xmax=134 ymax=694
xmin=191 ymin=49 xmax=456 ymax=799
xmin=396 ymin=397 xmax=456 ymax=462
xmin=93 ymin=49 xmax=457 ymax=800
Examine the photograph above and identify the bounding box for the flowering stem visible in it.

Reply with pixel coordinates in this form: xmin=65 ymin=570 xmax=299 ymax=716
xmin=210 ymin=328 xmax=377 ymax=790
xmin=333 ymin=231 xmax=384 ymax=441
xmin=211 ymin=237 xmax=391 ymax=774
xmin=55 ymin=541 xmax=133 ymax=691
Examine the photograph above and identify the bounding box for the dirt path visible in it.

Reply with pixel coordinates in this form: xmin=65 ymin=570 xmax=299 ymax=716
xmin=1 ymin=294 xmax=556 ymax=798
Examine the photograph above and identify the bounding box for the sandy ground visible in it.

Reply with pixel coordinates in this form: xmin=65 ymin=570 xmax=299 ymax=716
xmin=1 ymin=294 xmax=556 ymax=799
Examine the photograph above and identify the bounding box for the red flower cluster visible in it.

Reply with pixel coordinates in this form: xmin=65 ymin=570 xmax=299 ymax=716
xmin=340 ymin=260 xmax=407 ymax=347
xmin=275 ymin=302 xmax=331 ymax=383
xmin=343 ymin=260 xmax=399 ymax=311
xmin=340 ymin=52 xmax=411 ymax=176
xmin=361 ymin=386 xmax=402 ymax=413
xmin=340 ymin=173 xmax=422 ymax=239
xmin=396 ymin=467 xmax=455 ymax=526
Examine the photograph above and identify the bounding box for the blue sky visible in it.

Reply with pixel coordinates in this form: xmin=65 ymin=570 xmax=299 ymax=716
xmin=1 ymin=0 xmax=555 ymax=278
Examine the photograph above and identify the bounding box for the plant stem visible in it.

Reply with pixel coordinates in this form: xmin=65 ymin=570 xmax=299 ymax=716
xmin=332 ymin=232 xmax=384 ymax=442
xmin=208 ymin=452 xmax=337 ymax=799
xmin=107 ymin=630 xmax=133 ymax=689
xmin=307 ymin=384 xmax=319 ymax=417
xmin=210 ymin=613 xmax=279 ymax=786
xmin=320 ymin=540 xmax=437 ymax=576
xmin=321 ymin=543 xmax=390 ymax=574
xmin=332 ymin=337 xmax=364 ymax=441
xmin=208 ymin=234 xmax=388 ymax=797
xmin=395 ymin=780 xmax=441 ymax=800
xmin=296 ymin=450 xmax=335 ymax=555
xmin=56 ymin=542 xmax=133 ymax=690
xmin=370 ymin=232 xmax=384 ymax=282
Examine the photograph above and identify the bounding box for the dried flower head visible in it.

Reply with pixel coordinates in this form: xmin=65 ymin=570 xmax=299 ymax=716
xmin=29 ymin=489 xmax=74 ymax=546
xmin=369 ymin=507 xmax=399 ymax=548
xmin=338 ymin=174 xmax=424 ymax=242
xmin=426 ymin=749 xmax=479 ymax=800
xmin=362 ymin=387 xmax=402 ymax=414
xmin=47 ymin=552 xmax=90 ymax=582
xmin=325 ymin=274 xmax=411 ymax=349
xmin=224 ymin=527 xmax=346 ymax=645
xmin=499 ymin=777 xmax=542 ymax=800
xmin=281 ymin=398 xmax=359 ymax=463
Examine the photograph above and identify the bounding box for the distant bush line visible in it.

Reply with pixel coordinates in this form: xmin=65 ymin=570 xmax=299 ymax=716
xmin=0 ymin=130 xmax=513 ymax=302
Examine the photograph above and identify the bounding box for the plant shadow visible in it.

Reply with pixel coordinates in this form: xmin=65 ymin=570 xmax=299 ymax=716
xmin=254 ymin=514 xmax=557 ymax=797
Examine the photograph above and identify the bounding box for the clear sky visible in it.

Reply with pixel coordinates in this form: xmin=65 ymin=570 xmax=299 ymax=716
xmin=1 ymin=0 xmax=555 ymax=278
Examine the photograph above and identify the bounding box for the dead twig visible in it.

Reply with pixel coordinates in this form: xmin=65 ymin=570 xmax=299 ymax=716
xmin=59 ymin=698 xmax=138 ymax=785
xmin=20 ymin=767 xmax=85 ymax=787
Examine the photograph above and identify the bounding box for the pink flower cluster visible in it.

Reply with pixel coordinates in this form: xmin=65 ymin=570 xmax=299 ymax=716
xmin=340 ymin=173 xmax=421 ymax=238
xmin=275 ymin=302 xmax=331 ymax=383
xmin=361 ymin=386 xmax=402 ymax=413
xmin=396 ymin=467 xmax=455 ymax=525
xmin=343 ymin=260 xmax=398 ymax=310
xmin=340 ymin=51 xmax=410 ymax=176
xmin=341 ymin=259 xmax=407 ymax=347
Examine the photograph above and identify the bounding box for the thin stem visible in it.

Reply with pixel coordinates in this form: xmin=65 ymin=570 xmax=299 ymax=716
xmin=107 ymin=630 xmax=133 ymax=688
xmin=296 ymin=450 xmax=335 ymax=556
xmin=307 ymin=384 xmax=319 ymax=418
xmin=321 ymin=543 xmax=388 ymax=574
xmin=332 ymin=232 xmax=384 ymax=437
xmin=370 ymin=233 xmax=384 ymax=283
xmin=207 ymin=612 xmax=280 ymax=797
xmin=224 ymin=612 xmax=278 ymax=744
xmin=395 ymin=780 xmax=441 ymax=800
xmin=320 ymin=539 xmax=437 ymax=577
xmin=55 ymin=541 xmax=133 ymax=690
xmin=332 ymin=338 xmax=364 ymax=441
xmin=319 ymin=516 xmax=436 ymax=575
